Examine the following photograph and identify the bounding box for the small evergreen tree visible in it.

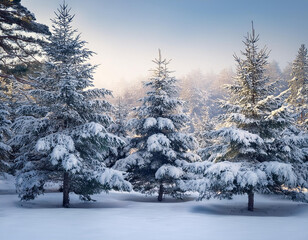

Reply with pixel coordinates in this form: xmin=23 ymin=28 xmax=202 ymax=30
xmin=11 ymin=3 xmax=131 ymax=207
xmin=287 ymin=44 xmax=308 ymax=129
xmin=114 ymin=50 xmax=199 ymax=201
xmin=179 ymin=24 xmax=308 ymax=211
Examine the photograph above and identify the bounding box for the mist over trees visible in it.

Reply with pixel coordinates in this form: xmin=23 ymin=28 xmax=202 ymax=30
xmin=0 ymin=1 xmax=307 ymax=211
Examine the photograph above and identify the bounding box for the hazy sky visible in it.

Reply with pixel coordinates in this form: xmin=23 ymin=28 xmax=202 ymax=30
xmin=23 ymin=0 xmax=308 ymax=94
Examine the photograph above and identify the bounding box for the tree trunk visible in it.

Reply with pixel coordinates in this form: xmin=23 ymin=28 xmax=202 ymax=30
xmin=157 ymin=183 xmax=164 ymax=202
xmin=248 ymin=191 xmax=254 ymax=211
xmin=63 ymin=172 xmax=70 ymax=208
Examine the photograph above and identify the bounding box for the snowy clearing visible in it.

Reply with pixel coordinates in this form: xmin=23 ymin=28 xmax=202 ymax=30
xmin=1 ymin=185 xmax=308 ymax=240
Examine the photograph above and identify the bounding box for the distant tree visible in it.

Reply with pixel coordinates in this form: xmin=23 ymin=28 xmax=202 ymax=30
xmin=107 ymin=98 xmax=131 ymax=167
xmin=179 ymin=24 xmax=308 ymax=211
xmin=119 ymin=81 xmax=145 ymax=110
xmin=265 ymin=60 xmax=287 ymax=95
xmin=11 ymin=3 xmax=131 ymax=207
xmin=180 ymin=70 xmax=211 ymax=93
xmin=282 ymin=62 xmax=292 ymax=82
xmin=211 ymin=68 xmax=235 ymax=93
xmin=287 ymin=44 xmax=308 ymax=129
xmin=114 ymin=50 xmax=199 ymax=201
xmin=181 ymin=87 xmax=210 ymax=133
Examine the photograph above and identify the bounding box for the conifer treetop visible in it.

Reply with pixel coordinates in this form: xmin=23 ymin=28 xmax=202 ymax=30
xmin=232 ymin=22 xmax=271 ymax=107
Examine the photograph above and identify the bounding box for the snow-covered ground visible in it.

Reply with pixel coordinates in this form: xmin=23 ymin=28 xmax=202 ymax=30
xmin=1 ymin=176 xmax=308 ymax=240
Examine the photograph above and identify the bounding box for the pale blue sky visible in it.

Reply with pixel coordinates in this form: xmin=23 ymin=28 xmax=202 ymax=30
xmin=23 ymin=0 xmax=308 ymax=93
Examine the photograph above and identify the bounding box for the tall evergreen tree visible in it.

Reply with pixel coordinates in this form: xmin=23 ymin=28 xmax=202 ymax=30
xmin=179 ymin=24 xmax=308 ymax=211
xmin=0 ymin=0 xmax=49 ymax=175
xmin=114 ymin=50 xmax=199 ymax=201
xmin=11 ymin=3 xmax=131 ymax=207
xmin=287 ymin=44 xmax=308 ymax=129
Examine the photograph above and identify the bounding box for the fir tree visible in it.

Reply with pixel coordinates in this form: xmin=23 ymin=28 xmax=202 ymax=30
xmin=114 ymin=50 xmax=199 ymax=201
xmin=179 ymin=24 xmax=308 ymax=211
xmin=287 ymin=44 xmax=308 ymax=129
xmin=11 ymin=3 xmax=131 ymax=207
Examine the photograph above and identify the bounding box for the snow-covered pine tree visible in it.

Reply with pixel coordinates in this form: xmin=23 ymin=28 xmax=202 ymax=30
xmin=114 ymin=50 xmax=199 ymax=201
xmin=0 ymin=0 xmax=49 ymax=174
xmin=287 ymin=44 xmax=308 ymax=129
xmin=179 ymin=23 xmax=308 ymax=211
xmin=11 ymin=3 xmax=131 ymax=207
xmin=107 ymin=97 xmax=131 ymax=167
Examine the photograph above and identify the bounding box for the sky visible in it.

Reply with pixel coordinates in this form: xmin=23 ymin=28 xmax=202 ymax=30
xmin=23 ymin=0 xmax=308 ymax=94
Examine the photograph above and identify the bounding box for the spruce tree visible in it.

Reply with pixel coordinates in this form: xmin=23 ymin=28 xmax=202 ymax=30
xmin=179 ymin=24 xmax=308 ymax=211
xmin=287 ymin=44 xmax=308 ymax=129
xmin=11 ymin=3 xmax=131 ymax=207
xmin=114 ymin=50 xmax=199 ymax=201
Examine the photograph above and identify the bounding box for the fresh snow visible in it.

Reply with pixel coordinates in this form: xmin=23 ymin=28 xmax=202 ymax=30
xmin=147 ymin=133 xmax=171 ymax=151
xmin=180 ymin=160 xmax=302 ymax=195
xmin=157 ymin=117 xmax=175 ymax=130
xmin=215 ymin=127 xmax=264 ymax=147
xmin=98 ymin=169 xmax=132 ymax=191
xmin=62 ymin=154 xmax=80 ymax=171
xmin=0 ymin=180 xmax=308 ymax=240
xmin=155 ymin=164 xmax=184 ymax=179
xmin=36 ymin=134 xmax=75 ymax=152
xmin=143 ymin=117 xmax=157 ymax=129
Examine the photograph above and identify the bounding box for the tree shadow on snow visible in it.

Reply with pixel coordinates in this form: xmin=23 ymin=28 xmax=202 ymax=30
xmin=16 ymin=200 xmax=62 ymax=209
xmin=191 ymin=201 xmax=308 ymax=217
xmin=70 ymin=201 xmax=130 ymax=209
xmin=121 ymin=194 xmax=196 ymax=203
xmin=16 ymin=198 xmax=130 ymax=209
xmin=0 ymin=189 xmax=17 ymax=195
